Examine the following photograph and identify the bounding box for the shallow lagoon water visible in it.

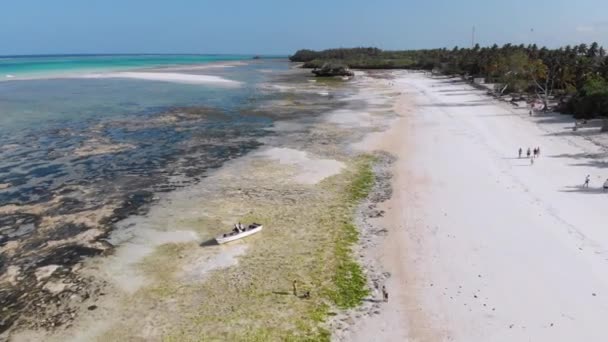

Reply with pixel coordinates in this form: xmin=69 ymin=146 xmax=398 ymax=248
xmin=0 ymin=58 xmax=358 ymax=335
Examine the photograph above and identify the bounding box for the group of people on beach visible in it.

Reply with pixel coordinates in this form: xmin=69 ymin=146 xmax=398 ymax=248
xmin=518 ymin=146 xmax=541 ymax=165
xmin=517 ymin=149 xmax=607 ymax=190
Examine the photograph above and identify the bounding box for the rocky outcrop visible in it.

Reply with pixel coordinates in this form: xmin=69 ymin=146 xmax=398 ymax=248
xmin=312 ymin=62 xmax=354 ymax=77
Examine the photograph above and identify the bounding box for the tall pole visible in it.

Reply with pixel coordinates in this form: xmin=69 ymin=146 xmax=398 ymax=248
xmin=530 ymin=28 xmax=534 ymax=46
xmin=472 ymin=26 xmax=476 ymax=48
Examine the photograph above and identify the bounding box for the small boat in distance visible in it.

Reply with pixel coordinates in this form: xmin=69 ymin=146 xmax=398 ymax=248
xmin=215 ymin=223 xmax=263 ymax=244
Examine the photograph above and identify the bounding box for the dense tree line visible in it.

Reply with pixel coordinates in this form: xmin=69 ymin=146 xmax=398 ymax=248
xmin=290 ymin=48 xmax=415 ymax=69
xmin=291 ymin=44 xmax=608 ymax=120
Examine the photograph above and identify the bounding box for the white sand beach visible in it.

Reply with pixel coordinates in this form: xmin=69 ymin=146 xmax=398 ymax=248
xmin=80 ymin=71 xmax=242 ymax=86
xmin=350 ymin=72 xmax=608 ymax=341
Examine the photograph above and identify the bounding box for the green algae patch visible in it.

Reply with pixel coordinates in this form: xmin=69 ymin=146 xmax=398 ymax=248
xmin=179 ymin=155 xmax=374 ymax=340
xmin=100 ymin=154 xmax=376 ymax=342
xmin=330 ymin=222 xmax=368 ymax=309
xmin=327 ymin=155 xmax=374 ymax=309
xmin=347 ymin=155 xmax=375 ymax=202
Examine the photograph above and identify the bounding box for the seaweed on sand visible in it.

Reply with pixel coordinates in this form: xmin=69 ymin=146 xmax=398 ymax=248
xmin=138 ymin=156 xmax=377 ymax=342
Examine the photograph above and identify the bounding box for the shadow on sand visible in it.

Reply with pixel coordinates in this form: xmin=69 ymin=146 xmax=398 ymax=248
xmin=418 ymin=102 xmax=491 ymax=108
xmin=549 ymin=152 xmax=608 ymax=160
xmin=199 ymin=239 xmax=218 ymax=247
xmin=363 ymin=298 xmax=384 ymax=303
xmin=559 ymin=185 xmax=608 ymax=195
xmin=477 ymin=113 xmax=520 ymax=118
xmin=437 ymin=88 xmax=478 ymax=93
xmin=569 ymin=160 xmax=608 ymax=169
xmin=544 ymin=129 xmax=605 ymax=138
xmin=444 ymin=92 xmax=482 ymax=97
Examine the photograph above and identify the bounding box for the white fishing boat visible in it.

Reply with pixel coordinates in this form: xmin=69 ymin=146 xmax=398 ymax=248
xmin=215 ymin=223 xmax=263 ymax=244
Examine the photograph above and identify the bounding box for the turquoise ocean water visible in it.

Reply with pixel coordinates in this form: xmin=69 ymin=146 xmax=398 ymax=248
xmin=0 ymin=55 xmax=297 ymax=214
xmin=0 ymin=54 xmax=255 ymax=79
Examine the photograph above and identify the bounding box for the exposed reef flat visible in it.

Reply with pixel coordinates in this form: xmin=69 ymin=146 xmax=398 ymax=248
xmin=2 ymin=67 xmax=400 ymax=341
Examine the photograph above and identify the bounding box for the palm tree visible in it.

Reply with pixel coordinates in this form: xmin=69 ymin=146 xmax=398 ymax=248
xmin=577 ymin=43 xmax=588 ymax=56
xmin=588 ymin=42 xmax=599 ymax=58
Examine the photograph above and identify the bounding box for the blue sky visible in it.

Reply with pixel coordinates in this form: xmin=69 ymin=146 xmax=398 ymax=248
xmin=2 ymin=0 xmax=608 ymax=55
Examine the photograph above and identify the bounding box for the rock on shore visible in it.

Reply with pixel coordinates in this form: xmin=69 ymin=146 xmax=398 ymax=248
xmin=312 ymin=62 xmax=354 ymax=77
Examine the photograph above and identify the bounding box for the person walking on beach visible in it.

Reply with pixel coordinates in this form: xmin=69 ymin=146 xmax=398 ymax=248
xmin=518 ymin=147 xmax=522 ymax=158
xmin=584 ymin=175 xmax=591 ymax=188
xmin=382 ymin=285 xmax=389 ymax=303
xmin=527 ymin=148 xmax=531 ymax=158
xmin=536 ymin=146 xmax=541 ymax=157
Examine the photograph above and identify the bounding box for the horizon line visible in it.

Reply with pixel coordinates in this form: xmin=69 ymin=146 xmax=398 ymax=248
xmin=0 ymin=53 xmax=289 ymax=58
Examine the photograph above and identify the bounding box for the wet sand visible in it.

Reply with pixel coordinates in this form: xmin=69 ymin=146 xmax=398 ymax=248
xmin=0 ymin=62 xmax=338 ymax=338
xmin=3 ymin=69 xmax=401 ymax=341
xmin=80 ymin=72 xmax=243 ymax=86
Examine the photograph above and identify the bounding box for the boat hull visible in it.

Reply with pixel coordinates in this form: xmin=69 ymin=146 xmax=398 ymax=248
xmin=215 ymin=225 xmax=263 ymax=244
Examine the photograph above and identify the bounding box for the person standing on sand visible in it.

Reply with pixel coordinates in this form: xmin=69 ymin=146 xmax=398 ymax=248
xmin=584 ymin=175 xmax=590 ymax=188
xmin=537 ymin=146 xmax=541 ymax=157
xmin=518 ymin=148 xmax=522 ymax=158
xmin=527 ymin=148 xmax=531 ymax=158
xmin=382 ymin=285 xmax=388 ymax=303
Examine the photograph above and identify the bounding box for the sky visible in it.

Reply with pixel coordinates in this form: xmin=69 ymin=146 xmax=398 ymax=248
xmin=2 ymin=0 xmax=608 ymax=55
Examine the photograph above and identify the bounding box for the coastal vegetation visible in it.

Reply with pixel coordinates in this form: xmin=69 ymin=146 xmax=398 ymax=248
xmin=291 ymin=48 xmax=414 ymax=69
xmin=291 ymin=44 xmax=608 ymax=122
